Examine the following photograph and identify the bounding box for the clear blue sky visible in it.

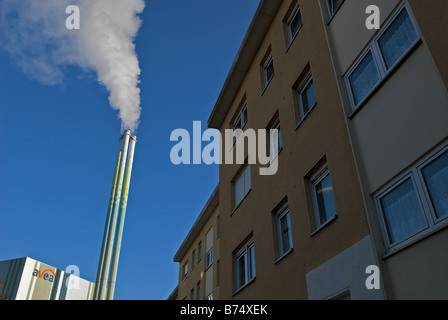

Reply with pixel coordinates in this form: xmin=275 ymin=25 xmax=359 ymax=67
xmin=0 ymin=0 xmax=260 ymax=300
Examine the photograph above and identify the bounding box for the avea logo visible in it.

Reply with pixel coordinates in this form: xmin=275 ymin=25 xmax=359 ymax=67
xmin=32 ymin=269 xmax=56 ymax=282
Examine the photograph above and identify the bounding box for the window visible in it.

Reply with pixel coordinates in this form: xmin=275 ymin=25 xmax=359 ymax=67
xmin=190 ymin=288 xmax=194 ymax=300
xmin=276 ymin=205 xmax=293 ymax=257
xmin=235 ymin=241 xmax=256 ymax=291
xmin=348 ymin=50 xmax=381 ymax=106
xmin=378 ymin=8 xmax=418 ymax=70
xmin=311 ymin=165 xmax=337 ymax=229
xmin=379 ymin=178 xmax=426 ymax=244
xmin=216 ymin=260 xmax=220 ymax=286
xmin=191 ymin=250 xmax=196 ymax=270
xmin=182 ymin=262 xmax=188 ymax=280
xmin=205 ymin=248 xmax=213 ymax=270
xmin=376 ymin=147 xmax=448 ymax=250
xmin=286 ymin=3 xmax=303 ymax=44
xmin=270 ymin=119 xmax=282 ymax=154
xmin=326 ymin=0 xmax=344 ymax=18
xmin=232 ymin=103 xmax=248 ymax=144
xmin=346 ymin=6 xmax=420 ymax=110
xmin=421 ymin=151 xmax=448 ymax=219
xmin=196 ymin=281 xmax=201 ymax=300
xmin=216 ymin=215 xmax=220 ymax=237
xmin=197 ymin=242 xmax=202 ymax=262
xmin=263 ymin=54 xmax=275 ymax=87
xmin=234 ymin=165 xmax=251 ymax=209
xmin=298 ymin=75 xmax=317 ymax=120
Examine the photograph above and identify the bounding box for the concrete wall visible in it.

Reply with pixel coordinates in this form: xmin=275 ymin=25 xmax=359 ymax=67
xmin=323 ymin=0 xmax=448 ymax=299
xmin=306 ymin=236 xmax=385 ymax=300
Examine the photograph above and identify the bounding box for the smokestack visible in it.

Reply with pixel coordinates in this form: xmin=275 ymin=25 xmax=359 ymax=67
xmin=94 ymin=130 xmax=137 ymax=300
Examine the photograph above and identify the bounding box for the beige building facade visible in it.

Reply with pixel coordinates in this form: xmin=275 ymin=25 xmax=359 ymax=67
xmin=171 ymin=0 xmax=448 ymax=300
xmin=170 ymin=187 xmax=220 ymax=300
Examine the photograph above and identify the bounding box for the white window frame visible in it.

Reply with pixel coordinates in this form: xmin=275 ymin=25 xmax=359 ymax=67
xmin=345 ymin=48 xmax=383 ymax=108
xmin=235 ymin=240 xmax=256 ymax=291
xmin=375 ymin=144 xmax=448 ymax=253
xmin=205 ymin=248 xmax=213 ymax=270
xmin=345 ymin=5 xmax=420 ymax=111
xmin=268 ymin=119 xmax=282 ymax=161
xmin=232 ymin=103 xmax=248 ymax=144
xmin=196 ymin=281 xmax=201 ymax=300
xmin=197 ymin=242 xmax=202 ymax=263
xmin=310 ymin=164 xmax=337 ymax=230
xmin=276 ymin=205 xmax=293 ymax=258
xmin=182 ymin=262 xmax=188 ymax=281
xmin=233 ymin=164 xmax=251 ymax=210
xmin=286 ymin=3 xmax=303 ymax=44
xmin=297 ymin=74 xmax=317 ymax=120
xmin=263 ymin=54 xmax=274 ymax=87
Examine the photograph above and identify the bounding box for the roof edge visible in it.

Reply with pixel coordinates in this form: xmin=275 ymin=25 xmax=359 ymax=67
xmin=173 ymin=185 xmax=219 ymax=262
xmin=207 ymin=0 xmax=283 ymax=129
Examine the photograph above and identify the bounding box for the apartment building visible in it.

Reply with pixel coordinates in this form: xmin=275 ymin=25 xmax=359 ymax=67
xmin=171 ymin=186 xmax=220 ymax=300
xmin=321 ymin=0 xmax=448 ymax=299
xmin=205 ymin=0 xmax=384 ymax=300
xmin=171 ymin=0 xmax=447 ymax=300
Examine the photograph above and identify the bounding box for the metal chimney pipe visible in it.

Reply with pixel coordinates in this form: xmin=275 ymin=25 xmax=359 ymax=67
xmin=97 ymin=130 xmax=131 ymax=300
xmin=106 ymin=133 xmax=137 ymax=300
xmin=93 ymin=148 xmax=123 ymax=300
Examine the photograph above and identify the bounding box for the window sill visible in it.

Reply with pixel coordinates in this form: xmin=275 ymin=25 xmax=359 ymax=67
xmin=231 ymin=189 xmax=252 ymax=217
xmin=232 ymin=122 xmax=248 ymax=147
xmin=261 ymin=75 xmax=274 ymax=96
xmin=265 ymin=147 xmax=283 ymax=168
xmin=232 ymin=277 xmax=256 ymax=297
xmin=285 ymin=25 xmax=302 ymax=54
xmin=382 ymin=219 xmax=448 ymax=260
xmin=274 ymin=248 xmax=293 ymax=264
xmin=310 ymin=213 xmax=338 ymax=237
xmin=295 ymin=103 xmax=317 ymax=131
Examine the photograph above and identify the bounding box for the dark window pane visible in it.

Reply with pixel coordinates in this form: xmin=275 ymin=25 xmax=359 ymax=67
xmin=378 ymin=9 xmax=418 ymax=70
xmin=315 ymin=174 xmax=337 ymax=225
xmin=349 ymin=51 xmax=380 ymax=105
xmin=301 ymin=79 xmax=316 ymax=115
xmin=380 ymin=178 xmax=426 ymax=244
xmin=422 ymin=151 xmax=448 ymax=219
xmin=280 ymin=214 xmax=291 ymax=253
xmin=289 ymin=8 xmax=302 ymax=39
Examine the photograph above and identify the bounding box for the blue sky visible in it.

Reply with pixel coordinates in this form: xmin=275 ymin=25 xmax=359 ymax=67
xmin=0 ymin=0 xmax=260 ymax=300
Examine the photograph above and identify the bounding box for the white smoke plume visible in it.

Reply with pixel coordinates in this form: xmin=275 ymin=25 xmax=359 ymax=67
xmin=0 ymin=0 xmax=145 ymax=132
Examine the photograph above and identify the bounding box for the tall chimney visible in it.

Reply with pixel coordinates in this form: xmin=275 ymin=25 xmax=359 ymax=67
xmin=107 ymin=133 xmax=137 ymax=300
xmin=94 ymin=130 xmax=136 ymax=300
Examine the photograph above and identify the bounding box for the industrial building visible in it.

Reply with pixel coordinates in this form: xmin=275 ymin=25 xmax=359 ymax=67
xmin=170 ymin=0 xmax=448 ymax=300
xmin=0 ymin=257 xmax=94 ymax=300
